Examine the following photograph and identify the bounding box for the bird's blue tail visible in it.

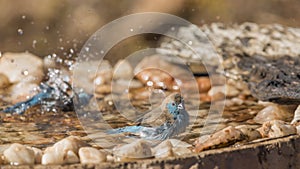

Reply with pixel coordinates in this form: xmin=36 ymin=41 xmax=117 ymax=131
xmin=106 ymin=126 xmax=144 ymax=134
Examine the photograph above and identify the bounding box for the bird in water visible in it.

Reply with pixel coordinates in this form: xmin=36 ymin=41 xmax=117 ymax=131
xmin=1 ymin=81 xmax=92 ymax=114
xmin=107 ymin=93 xmax=189 ymax=140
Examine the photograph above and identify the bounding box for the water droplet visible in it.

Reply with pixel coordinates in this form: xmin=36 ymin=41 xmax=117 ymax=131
xmin=147 ymin=81 xmax=154 ymax=87
xmin=22 ymin=70 xmax=29 ymax=76
xmin=130 ymin=28 xmax=134 ymax=32
xmin=32 ymin=40 xmax=37 ymax=48
xmin=85 ymin=47 xmax=90 ymax=52
xmin=17 ymin=29 xmax=23 ymax=35
xmin=21 ymin=15 xmax=26 ymax=19
xmin=45 ymin=26 xmax=50 ymax=30
xmin=188 ymin=41 xmax=193 ymax=45
xmin=100 ymin=50 xmax=104 ymax=54
xmin=70 ymin=48 xmax=74 ymax=54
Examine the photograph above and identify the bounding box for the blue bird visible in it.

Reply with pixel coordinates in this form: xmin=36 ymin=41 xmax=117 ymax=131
xmin=107 ymin=93 xmax=189 ymax=140
xmin=1 ymin=81 xmax=92 ymax=114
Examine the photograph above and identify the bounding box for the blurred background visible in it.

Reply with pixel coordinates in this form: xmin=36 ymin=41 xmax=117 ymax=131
xmin=0 ymin=0 xmax=300 ymax=60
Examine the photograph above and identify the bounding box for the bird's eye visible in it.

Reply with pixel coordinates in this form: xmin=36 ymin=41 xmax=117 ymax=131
xmin=172 ymin=103 xmax=175 ymax=106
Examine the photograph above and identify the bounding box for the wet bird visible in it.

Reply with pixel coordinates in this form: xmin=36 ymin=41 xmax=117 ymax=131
xmin=107 ymin=93 xmax=189 ymax=140
xmin=1 ymin=81 xmax=92 ymax=114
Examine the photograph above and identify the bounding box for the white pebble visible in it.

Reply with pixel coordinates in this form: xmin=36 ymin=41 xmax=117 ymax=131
xmin=79 ymin=147 xmax=106 ymax=164
xmin=3 ymin=143 xmax=35 ymax=165
xmin=113 ymin=140 xmax=152 ymax=161
xmin=258 ymin=120 xmax=297 ymax=138
xmin=152 ymin=140 xmax=173 ymax=158
xmin=254 ymin=104 xmax=294 ymax=124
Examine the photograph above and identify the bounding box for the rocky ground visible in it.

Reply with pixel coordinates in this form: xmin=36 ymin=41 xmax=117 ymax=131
xmin=0 ymin=22 xmax=299 ymax=167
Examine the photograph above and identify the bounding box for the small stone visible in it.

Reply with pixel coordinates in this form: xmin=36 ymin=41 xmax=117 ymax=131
xmin=197 ymin=77 xmax=211 ymax=93
xmin=30 ymin=147 xmax=42 ymax=164
xmin=152 ymin=140 xmax=174 ymax=158
xmin=194 ymin=126 xmax=243 ymax=152
xmin=3 ymin=143 xmax=35 ymax=165
xmin=113 ymin=140 xmax=152 ymax=161
xmin=95 ymin=84 xmax=111 ymax=94
xmin=235 ymin=125 xmax=262 ymax=141
xmin=113 ymin=59 xmax=133 ymax=79
xmin=42 ymin=136 xmax=88 ymax=165
xmin=208 ymin=85 xmax=240 ymax=98
xmin=257 ymin=120 xmax=297 ymax=138
xmin=172 ymin=147 xmax=192 ymax=156
xmin=0 ymin=73 xmax=10 ymax=89
xmin=254 ymin=104 xmax=295 ymax=124
xmin=65 ymin=150 xmax=79 ymax=164
xmin=72 ymin=60 xmax=112 ymax=93
xmin=0 ymin=52 xmax=44 ymax=84
xmin=7 ymin=82 xmax=39 ymax=104
xmin=79 ymin=147 xmax=106 ymax=164
xmin=168 ymin=139 xmax=192 ymax=148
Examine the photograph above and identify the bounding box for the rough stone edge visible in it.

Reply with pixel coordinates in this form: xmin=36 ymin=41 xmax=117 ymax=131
xmin=1 ymin=135 xmax=299 ymax=169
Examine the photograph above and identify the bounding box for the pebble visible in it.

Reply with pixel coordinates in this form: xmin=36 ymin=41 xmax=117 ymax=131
xmin=172 ymin=147 xmax=192 ymax=156
xmin=208 ymin=84 xmax=240 ymax=98
xmin=79 ymin=147 xmax=106 ymax=164
xmin=194 ymin=126 xmax=243 ymax=152
xmin=113 ymin=140 xmax=152 ymax=161
xmin=0 ymin=52 xmax=44 ymax=84
xmin=254 ymin=104 xmax=295 ymax=124
xmin=134 ymin=54 xmax=191 ymax=90
xmin=235 ymin=125 xmax=262 ymax=141
xmin=7 ymin=82 xmax=39 ymax=103
xmin=197 ymin=77 xmax=211 ymax=93
xmin=291 ymin=105 xmax=300 ymax=125
xmin=113 ymin=59 xmax=133 ymax=80
xmin=0 ymin=73 xmax=10 ymax=89
xmin=3 ymin=143 xmax=35 ymax=165
xmin=30 ymin=147 xmax=42 ymax=164
xmin=72 ymin=60 xmax=112 ymax=93
xmin=257 ymin=120 xmax=297 ymax=138
xmin=42 ymin=136 xmax=88 ymax=165
xmin=152 ymin=140 xmax=174 ymax=158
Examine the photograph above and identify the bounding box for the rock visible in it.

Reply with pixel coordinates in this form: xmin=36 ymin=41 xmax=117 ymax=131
xmin=42 ymin=136 xmax=88 ymax=165
xmin=172 ymin=147 xmax=192 ymax=156
xmin=0 ymin=73 xmax=10 ymax=89
xmin=134 ymin=55 xmax=192 ymax=90
xmin=257 ymin=120 xmax=297 ymax=138
xmin=113 ymin=140 xmax=152 ymax=161
xmin=0 ymin=52 xmax=44 ymax=84
xmin=135 ymin=68 xmax=176 ymax=90
xmin=225 ymin=98 xmax=244 ymax=107
xmin=168 ymin=139 xmax=192 ymax=148
xmin=3 ymin=143 xmax=35 ymax=165
xmin=208 ymin=85 xmax=240 ymax=98
xmin=72 ymin=60 xmax=112 ymax=93
xmin=235 ymin=125 xmax=262 ymax=141
xmin=7 ymin=82 xmax=39 ymax=104
xmin=197 ymin=77 xmax=211 ymax=93
xmin=65 ymin=150 xmax=79 ymax=164
xmin=113 ymin=59 xmax=133 ymax=79
xmin=152 ymin=140 xmax=174 ymax=158
xmin=291 ymin=105 xmax=300 ymax=125
xmin=95 ymin=84 xmax=111 ymax=94
xmin=30 ymin=147 xmax=42 ymax=164
xmin=194 ymin=126 xmax=244 ymax=152
xmin=79 ymin=147 xmax=106 ymax=164
xmin=254 ymin=104 xmax=295 ymax=124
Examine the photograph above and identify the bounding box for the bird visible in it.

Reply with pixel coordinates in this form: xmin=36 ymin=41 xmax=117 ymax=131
xmin=106 ymin=93 xmax=190 ymax=140
xmin=1 ymin=81 xmax=92 ymax=114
